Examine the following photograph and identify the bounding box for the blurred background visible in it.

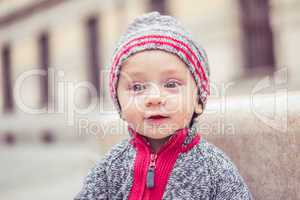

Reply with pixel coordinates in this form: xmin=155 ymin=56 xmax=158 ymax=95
xmin=0 ymin=0 xmax=299 ymax=199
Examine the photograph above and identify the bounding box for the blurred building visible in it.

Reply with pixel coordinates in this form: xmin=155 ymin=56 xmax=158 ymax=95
xmin=0 ymin=0 xmax=299 ymax=199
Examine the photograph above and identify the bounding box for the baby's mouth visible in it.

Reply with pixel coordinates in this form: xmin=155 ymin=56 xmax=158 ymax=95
xmin=145 ymin=115 xmax=170 ymax=124
xmin=145 ymin=113 xmax=169 ymax=119
xmin=147 ymin=115 xmax=169 ymax=120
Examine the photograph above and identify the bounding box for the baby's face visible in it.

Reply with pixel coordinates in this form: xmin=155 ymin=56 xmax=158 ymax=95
xmin=117 ymin=50 xmax=202 ymax=139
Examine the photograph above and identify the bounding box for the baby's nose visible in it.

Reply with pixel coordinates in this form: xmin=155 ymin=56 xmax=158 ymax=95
xmin=145 ymin=95 xmax=166 ymax=107
xmin=144 ymin=84 xmax=166 ymax=107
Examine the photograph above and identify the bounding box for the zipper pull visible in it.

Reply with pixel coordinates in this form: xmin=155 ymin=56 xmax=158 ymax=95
xmin=146 ymin=153 xmax=157 ymax=188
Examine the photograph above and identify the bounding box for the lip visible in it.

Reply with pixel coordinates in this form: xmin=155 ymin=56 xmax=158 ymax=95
xmin=145 ymin=114 xmax=169 ymax=125
xmin=145 ymin=112 xmax=169 ymax=118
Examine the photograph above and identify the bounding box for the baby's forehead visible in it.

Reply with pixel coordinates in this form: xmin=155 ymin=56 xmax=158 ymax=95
xmin=119 ymin=67 xmax=192 ymax=84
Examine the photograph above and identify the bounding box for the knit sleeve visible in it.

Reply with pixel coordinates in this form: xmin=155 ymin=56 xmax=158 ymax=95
xmin=74 ymin=160 xmax=108 ymax=200
xmin=209 ymin=147 xmax=253 ymax=200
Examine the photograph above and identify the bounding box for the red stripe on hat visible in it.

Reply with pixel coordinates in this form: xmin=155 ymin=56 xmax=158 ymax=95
xmin=112 ymin=34 xmax=208 ymax=82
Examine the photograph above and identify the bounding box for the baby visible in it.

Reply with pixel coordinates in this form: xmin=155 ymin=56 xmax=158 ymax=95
xmin=75 ymin=12 xmax=253 ymax=200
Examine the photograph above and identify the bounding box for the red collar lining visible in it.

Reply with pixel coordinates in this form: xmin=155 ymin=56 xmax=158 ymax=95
xmin=128 ymin=127 xmax=201 ymax=200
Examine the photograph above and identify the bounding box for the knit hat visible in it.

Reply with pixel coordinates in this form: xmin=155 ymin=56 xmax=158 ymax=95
xmin=109 ymin=12 xmax=210 ymax=114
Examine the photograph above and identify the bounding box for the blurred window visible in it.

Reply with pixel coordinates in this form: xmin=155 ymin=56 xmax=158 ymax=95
xmin=86 ymin=16 xmax=101 ymax=97
xmin=38 ymin=32 xmax=50 ymax=107
xmin=239 ymin=0 xmax=275 ymax=72
xmin=150 ymin=0 xmax=167 ymax=14
xmin=1 ymin=44 xmax=14 ymax=113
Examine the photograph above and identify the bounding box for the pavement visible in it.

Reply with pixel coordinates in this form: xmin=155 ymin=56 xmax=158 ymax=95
xmin=0 ymin=143 xmax=100 ymax=200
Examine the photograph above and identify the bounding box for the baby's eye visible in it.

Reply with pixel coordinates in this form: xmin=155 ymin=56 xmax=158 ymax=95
xmin=130 ymin=83 xmax=146 ymax=92
xmin=164 ymin=80 xmax=180 ymax=88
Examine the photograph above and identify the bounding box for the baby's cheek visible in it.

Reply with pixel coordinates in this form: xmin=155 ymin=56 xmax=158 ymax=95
xmin=117 ymin=92 xmax=129 ymax=109
xmin=164 ymin=94 xmax=181 ymax=113
xmin=133 ymin=95 xmax=148 ymax=112
xmin=122 ymin=110 xmax=139 ymax=128
xmin=119 ymin=94 xmax=138 ymax=112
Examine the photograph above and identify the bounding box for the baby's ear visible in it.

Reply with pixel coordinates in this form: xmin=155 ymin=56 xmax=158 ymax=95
xmin=195 ymin=102 xmax=203 ymax=115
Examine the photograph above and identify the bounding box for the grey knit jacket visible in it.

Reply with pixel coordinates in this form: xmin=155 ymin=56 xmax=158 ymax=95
xmin=75 ymin=128 xmax=253 ymax=200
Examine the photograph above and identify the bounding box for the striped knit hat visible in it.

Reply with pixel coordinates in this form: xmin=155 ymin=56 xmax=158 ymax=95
xmin=109 ymin=12 xmax=210 ymax=114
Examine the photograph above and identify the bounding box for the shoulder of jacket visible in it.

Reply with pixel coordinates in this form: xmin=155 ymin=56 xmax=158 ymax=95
xmin=100 ymin=138 xmax=132 ymax=166
xmin=193 ymin=137 xmax=236 ymax=169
